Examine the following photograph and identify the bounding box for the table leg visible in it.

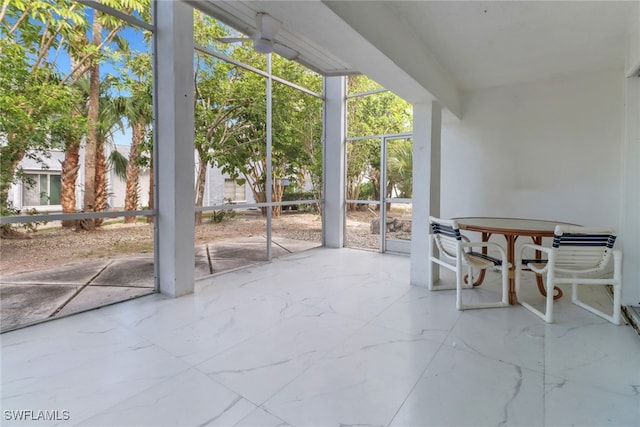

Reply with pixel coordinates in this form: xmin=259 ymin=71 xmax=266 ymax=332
xmin=469 ymin=232 xmax=491 ymax=287
xmin=531 ymin=236 xmax=563 ymax=300
xmin=505 ymin=234 xmax=517 ymax=305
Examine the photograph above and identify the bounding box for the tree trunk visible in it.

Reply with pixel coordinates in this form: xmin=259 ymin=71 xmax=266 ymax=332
xmin=371 ymin=169 xmax=381 ymax=212
xmin=61 ymin=56 xmax=84 ymax=228
xmin=346 ymin=176 xmax=362 ymax=212
xmin=253 ymin=190 xmax=266 ymax=216
xmin=246 ymin=167 xmax=266 ymax=216
xmin=194 ymin=155 xmax=207 ymax=226
xmin=124 ymin=122 xmax=144 ymax=223
xmin=146 ymin=162 xmax=154 ymax=224
xmin=60 ymin=142 xmax=80 ymax=228
xmin=385 ymin=180 xmax=393 ymax=213
xmin=271 ymin=178 xmax=284 ymax=217
xmin=82 ymin=16 xmax=102 ymax=230
xmin=94 ymin=135 xmax=107 ymax=226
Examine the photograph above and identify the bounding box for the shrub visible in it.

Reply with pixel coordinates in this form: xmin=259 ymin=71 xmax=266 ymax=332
xmin=0 ymin=203 xmax=48 ymax=236
xmin=208 ymin=198 xmax=236 ymax=223
xmin=358 ymin=181 xmax=375 ymax=200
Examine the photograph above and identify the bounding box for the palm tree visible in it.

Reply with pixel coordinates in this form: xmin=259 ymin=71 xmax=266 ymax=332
xmin=114 ymin=77 xmax=152 ymax=223
xmin=94 ymin=91 xmax=128 ymax=225
xmin=60 ymin=76 xmax=124 ymax=227
xmin=81 ymin=5 xmax=144 ymax=228
xmin=60 ymin=73 xmax=88 ymax=228
xmin=386 ymin=139 xmax=413 ymax=198
xmin=81 ymin=14 xmax=102 ymax=230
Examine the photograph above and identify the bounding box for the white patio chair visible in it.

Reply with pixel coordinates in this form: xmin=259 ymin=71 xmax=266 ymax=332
xmin=428 ymin=216 xmax=509 ymax=310
xmin=515 ymin=225 xmax=622 ymax=324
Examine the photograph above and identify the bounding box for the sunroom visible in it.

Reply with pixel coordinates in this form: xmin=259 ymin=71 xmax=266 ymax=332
xmin=1 ymin=1 xmax=639 ymax=426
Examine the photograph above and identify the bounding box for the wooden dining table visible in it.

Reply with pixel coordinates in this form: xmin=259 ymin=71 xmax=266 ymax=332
xmin=453 ymin=217 xmax=578 ymax=305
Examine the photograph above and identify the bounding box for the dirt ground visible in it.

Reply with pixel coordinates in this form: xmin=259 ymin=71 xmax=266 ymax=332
xmin=0 ymin=210 xmax=379 ymax=276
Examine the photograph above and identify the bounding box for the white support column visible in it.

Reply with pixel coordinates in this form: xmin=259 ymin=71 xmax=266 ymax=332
xmin=622 ymin=8 xmax=640 ymax=306
xmin=410 ymin=101 xmax=441 ymax=287
xmin=324 ymin=76 xmax=346 ymax=248
xmin=621 ymin=76 xmax=639 ymax=306
xmin=154 ymin=1 xmax=195 ymax=297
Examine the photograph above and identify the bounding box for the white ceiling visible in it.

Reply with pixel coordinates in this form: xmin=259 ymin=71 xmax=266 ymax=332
xmin=187 ymin=0 xmax=638 ymax=117
xmin=386 ymin=1 xmax=634 ymax=91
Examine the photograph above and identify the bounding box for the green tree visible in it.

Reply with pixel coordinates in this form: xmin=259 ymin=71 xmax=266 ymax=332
xmin=114 ymin=49 xmax=152 ymax=223
xmin=0 ymin=0 xmax=149 ymax=227
xmin=271 ymin=60 xmax=323 ymax=213
xmin=346 ymin=138 xmax=379 ymax=210
xmin=212 ymin=64 xmax=269 ymax=214
xmin=386 ymin=138 xmax=412 ymax=198
xmin=79 ymin=0 xmax=149 ymax=229
xmin=193 ymin=12 xmax=324 ymax=219
xmin=0 ymin=0 xmax=86 ymax=215
xmin=213 ymin=53 xmax=323 ymax=217
xmin=345 ymin=75 xmax=412 ymax=209
xmin=193 ymin=12 xmax=255 ymax=224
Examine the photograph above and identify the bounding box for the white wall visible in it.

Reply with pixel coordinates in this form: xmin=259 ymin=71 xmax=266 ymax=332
xmin=204 ymin=166 xmax=224 ymax=206
xmin=108 ymin=168 xmax=151 ymax=209
xmin=625 ymin=2 xmax=640 ymax=76
xmin=440 ymin=68 xmax=640 ymax=305
xmin=107 ymin=145 xmax=151 ymax=209
xmin=441 ymin=69 xmax=625 ymax=229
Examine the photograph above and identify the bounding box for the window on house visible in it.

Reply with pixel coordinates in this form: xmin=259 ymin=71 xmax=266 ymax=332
xmin=224 ymin=179 xmax=245 ymax=202
xmin=22 ymin=173 xmax=61 ymax=206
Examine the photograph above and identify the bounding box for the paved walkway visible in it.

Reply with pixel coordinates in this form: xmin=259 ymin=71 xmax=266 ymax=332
xmin=0 ymin=236 xmax=318 ymax=332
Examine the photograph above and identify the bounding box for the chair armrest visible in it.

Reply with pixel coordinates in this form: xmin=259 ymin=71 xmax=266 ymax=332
xmin=516 ymin=243 xmax=552 ymax=273
xmin=461 ymin=241 xmax=508 ymax=264
xmin=460 ymin=234 xmax=471 ymax=252
xmin=461 ymin=240 xmax=505 ymax=252
xmin=520 ymin=259 xmax=548 ymax=266
xmin=517 ymin=242 xmax=553 ymax=257
xmin=518 ymin=242 xmax=551 ymax=253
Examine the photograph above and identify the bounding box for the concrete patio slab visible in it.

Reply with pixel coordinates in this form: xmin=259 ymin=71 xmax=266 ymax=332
xmin=272 ymin=237 xmax=320 ymax=254
xmin=0 ymin=284 xmax=79 ymax=331
xmin=1 ymin=260 xmax=111 ymax=285
xmin=56 ymin=285 xmax=154 ymax=317
xmin=204 ymin=236 xmax=319 ymax=263
xmin=92 ymin=258 xmax=155 ymax=287
xmin=207 ymin=238 xmax=268 ymax=260
xmin=195 ymin=247 xmax=213 ymax=277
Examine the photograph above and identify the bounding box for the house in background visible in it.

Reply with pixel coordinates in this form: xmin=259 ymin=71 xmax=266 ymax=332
xmin=200 ymin=161 xmax=253 ymax=207
xmin=7 ymin=151 xmax=65 ymax=213
xmin=8 ymin=145 xmax=252 ymax=213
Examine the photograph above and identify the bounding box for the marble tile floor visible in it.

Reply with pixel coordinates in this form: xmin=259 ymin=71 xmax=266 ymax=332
xmin=1 ymin=247 xmax=639 ymax=427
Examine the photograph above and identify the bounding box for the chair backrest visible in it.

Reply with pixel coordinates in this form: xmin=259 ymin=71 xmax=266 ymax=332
xmin=429 ymin=216 xmax=462 ymax=259
xmin=552 ymin=225 xmax=616 ymax=273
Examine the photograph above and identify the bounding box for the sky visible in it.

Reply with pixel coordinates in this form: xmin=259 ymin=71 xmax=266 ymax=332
xmin=44 ymin=6 xmax=152 ymax=148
